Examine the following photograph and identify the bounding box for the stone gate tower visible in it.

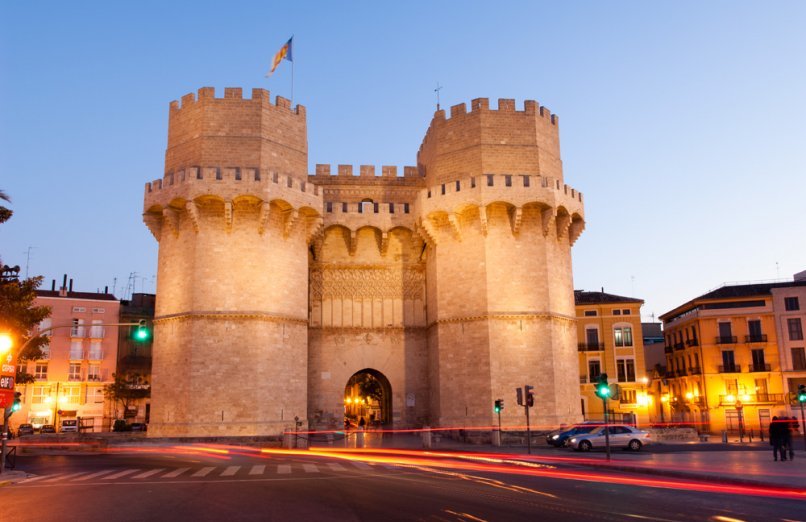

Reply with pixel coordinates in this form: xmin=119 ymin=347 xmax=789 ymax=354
xmin=143 ymin=88 xmax=585 ymax=437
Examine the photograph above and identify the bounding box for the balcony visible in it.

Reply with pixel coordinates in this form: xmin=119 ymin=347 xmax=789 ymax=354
xmin=745 ymin=334 xmax=768 ymax=343
xmin=688 ymin=366 xmax=702 ymax=375
xmin=87 ymin=375 xmax=102 ymax=382
xmin=749 ymin=363 xmax=771 ymax=372
xmin=718 ymin=364 xmax=742 ymax=373
xmin=68 ymin=375 xmax=83 ymax=382
xmin=68 ymin=350 xmax=84 ymax=361
xmin=719 ymin=393 xmax=785 ymax=405
xmin=579 ymin=376 xmax=588 ymax=384
xmin=577 ymin=342 xmax=604 ymax=352
xmin=664 ymin=345 xmax=673 ymax=354
xmin=715 ymin=336 xmax=738 ymax=345
xmin=686 ymin=339 xmax=699 ymax=347
xmin=70 ymin=327 xmax=85 ymax=338
xmin=673 ymin=342 xmax=685 ymax=351
xmin=676 ymin=368 xmax=688 ymax=377
xmin=665 ymin=371 xmax=676 ymax=379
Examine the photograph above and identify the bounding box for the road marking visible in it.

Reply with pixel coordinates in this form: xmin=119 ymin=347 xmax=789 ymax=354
xmin=21 ymin=475 xmax=53 ymax=483
xmin=277 ymin=464 xmax=291 ymax=474
xmin=303 ymin=464 xmax=319 ymax=473
xmin=103 ymin=469 xmax=141 ymax=480
xmin=191 ymin=467 xmax=215 ymax=477
xmin=43 ymin=472 xmax=89 ymax=483
xmin=351 ymin=461 xmax=372 ymax=470
xmin=327 ymin=462 xmax=346 ymax=471
xmin=73 ymin=469 xmax=116 ymax=481
xmin=249 ymin=465 xmax=265 ymax=475
xmin=221 ymin=466 xmax=240 ymax=477
xmin=163 ymin=467 xmax=191 ymax=478
xmin=132 ymin=468 xmax=166 ymax=479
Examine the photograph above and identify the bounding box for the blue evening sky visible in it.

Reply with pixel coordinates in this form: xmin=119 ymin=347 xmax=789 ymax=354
xmin=1 ymin=1 xmax=804 ymax=320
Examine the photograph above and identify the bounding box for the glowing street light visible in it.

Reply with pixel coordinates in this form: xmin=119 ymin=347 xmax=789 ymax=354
xmin=0 ymin=333 xmax=12 ymax=355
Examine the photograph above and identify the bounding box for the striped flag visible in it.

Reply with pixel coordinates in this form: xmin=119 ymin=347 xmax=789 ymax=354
xmin=267 ymin=37 xmax=293 ymax=76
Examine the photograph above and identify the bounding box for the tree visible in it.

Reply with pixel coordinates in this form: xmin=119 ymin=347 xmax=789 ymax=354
xmin=0 ymin=190 xmax=11 ymax=224
xmin=0 ymin=274 xmax=51 ymax=384
xmin=104 ymin=372 xmax=150 ymax=419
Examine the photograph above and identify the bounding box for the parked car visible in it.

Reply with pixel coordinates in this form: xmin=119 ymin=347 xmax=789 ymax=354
xmin=17 ymin=423 xmax=34 ymax=436
xmin=112 ymin=419 xmax=130 ymax=432
xmin=568 ymin=425 xmax=651 ymax=452
xmin=129 ymin=423 xmax=147 ymax=432
xmin=60 ymin=419 xmax=78 ymax=433
xmin=546 ymin=422 xmax=604 ymax=447
xmin=40 ymin=424 xmax=56 ymax=434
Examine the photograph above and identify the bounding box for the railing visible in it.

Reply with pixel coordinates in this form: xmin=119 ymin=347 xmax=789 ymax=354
xmin=674 ymin=342 xmax=685 ymax=351
xmin=577 ymin=342 xmax=604 ymax=352
xmin=68 ymin=350 xmax=83 ymax=360
xmin=87 ymin=349 xmax=103 ymax=361
xmin=745 ymin=334 xmax=768 ymax=343
xmin=688 ymin=366 xmax=702 ymax=375
xmin=716 ymin=336 xmax=738 ymax=344
xmin=68 ymin=375 xmax=82 ymax=382
xmin=718 ymin=364 xmax=741 ymax=373
xmin=87 ymin=375 xmax=102 ymax=382
xmin=676 ymin=368 xmax=688 ymax=377
xmin=579 ymin=376 xmax=588 ymax=384
xmin=749 ymin=363 xmax=771 ymax=372
xmin=665 ymin=371 xmax=676 ymax=379
xmin=686 ymin=339 xmax=699 ymax=347
xmin=664 ymin=345 xmax=673 ymax=354
xmin=719 ymin=393 xmax=785 ymax=405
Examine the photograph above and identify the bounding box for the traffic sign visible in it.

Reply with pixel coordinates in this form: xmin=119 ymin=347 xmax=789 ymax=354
xmin=1 ymin=352 xmax=16 ymax=408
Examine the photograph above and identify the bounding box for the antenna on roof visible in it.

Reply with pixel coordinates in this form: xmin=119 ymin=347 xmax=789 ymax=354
xmin=434 ymin=82 xmax=443 ymax=110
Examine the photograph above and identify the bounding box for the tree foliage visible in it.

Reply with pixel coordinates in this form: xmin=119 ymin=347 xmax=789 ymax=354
xmin=0 ymin=275 xmax=51 ymax=384
xmin=104 ymin=372 xmax=150 ymax=419
xmin=0 ymin=189 xmax=11 ymax=224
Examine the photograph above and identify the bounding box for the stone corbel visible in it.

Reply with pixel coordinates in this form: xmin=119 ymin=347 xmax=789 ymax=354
xmin=478 ymin=206 xmax=488 ymax=237
xmin=283 ymin=209 xmax=298 ymax=238
xmin=306 ymin=216 xmax=324 ymax=244
xmin=185 ymin=201 xmax=200 ymax=233
xmin=258 ymin=202 xmax=272 ymax=235
xmin=448 ymin=213 xmax=462 ymax=242
xmin=509 ymin=206 xmax=523 ymax=236
xmin=569 ymin=218 xmax=585 ymax=246
xmin=379 ymin=231 xmax=389 ymax=256
xmin=541 ymin=208 xmax=555 ymax=237
xmin=419 ymin=219 xmax=439 ymax=247
xmin=143 ymin=213 xmax=162 ymax=241
xmin=556 ymin=213 xmax=571 ymax=239
xmin=348 ymin=230 xmax=358 ymax=256
xmin=162 ymin=207 xmax=180 ymax=237
xmin=224 ymin=201 xmax=233 ymax=232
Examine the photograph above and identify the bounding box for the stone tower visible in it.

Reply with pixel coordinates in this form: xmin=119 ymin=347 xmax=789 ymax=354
xmin=143 ymin=87 xmax=323 ymax=436
xmin=143 ymin=88 xmax=585 ymax=437
xmin=416 ymin=99 xmax=585 ymax=428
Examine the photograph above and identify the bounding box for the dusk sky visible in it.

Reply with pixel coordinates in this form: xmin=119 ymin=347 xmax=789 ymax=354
xmin=1 ymin=1 xmax=804 ymax=320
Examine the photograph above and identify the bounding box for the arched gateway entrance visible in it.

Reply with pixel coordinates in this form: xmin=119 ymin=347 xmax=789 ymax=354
xmin=344 ymin=369 xmax=392 ymax=427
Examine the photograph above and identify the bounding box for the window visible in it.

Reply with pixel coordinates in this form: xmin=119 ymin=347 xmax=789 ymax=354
xmin=504 ymin=175 xmax=512 ymax=187
xmin=788 ymin=318 xmax=804 ymax=341
xmin=619 ymin=389 xmax=637 ymax=404
xmin=64 ymin=386 xmax=80 ymax=404
xmin=326 ymin=201 xmax=333 ymax=212
xmin=751 ymin=349 xmax=766 ymax=371
xmin=88 ymin=341 xmax=102 ymax=360
xmin=721 ymin=351 xmax=736 ymax=372
xmin=622 ymin=309 xmax=631 ymax=315
xmin=91 ymin=307 xmax=105 ymax=314
xmin=613 ymin=309 xmax=621 ymax=316
xmin=39 ymin=343 xmax=50 ymax=360
xmin=70 ymin=318 xmax=84 ymax=337
xmin=68 ymin=364 xmax=82 ymax=381
xmin=88 ymin=365 xmax=101 ymax=381
xmin=617 ymin=359 xmax=636 ymax=382
xmin=584 ymin=310 xmax=597 ymax=317
xmin=69 ymin=340 xmax=83 ymax=360
xmin=486 ymin=174 xmax=494 ymax=187
xmin=89 ymin=387 xmax=105 ymax=404
xmin=785 ymin=297 xmax=800 ymax=311
xmin=32 ymin=386 xmax=49 ymax=404
xmin=791 ymin=347 xmax=806 ymax=370
xmin=39 ymin=318 xmax=52 ymax=336
xmin=718 ymin=322 xmax=732 ymax=341
xmin=90 ymin=320 xmax=104 ymax=339
xmin=747 ymin=319 xmax=763 ymax=342
xmin=725 ymin=379 xmax=738 ymax=395
xmin=34 ymin=363 xmax=48 ymax=380
xmin=455 ymin=180 xmax=460 ymax=192
xmin=588 ymin=359 xmax=601 ymax=381
xmin=755 ymin=378 xmax=768 ymax=401
xmin=585 ymin=328 xmax=600 ymax=348
xmin=614 ymin=327 xmax=633 ymax=347
xmin=71 ymin=306 xmax=86 ymax=313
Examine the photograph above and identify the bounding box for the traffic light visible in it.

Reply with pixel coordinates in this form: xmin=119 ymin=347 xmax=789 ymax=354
xmin=524 ymin=385 xmax=535 ymax=408
xmin=11 ymin=391 xmax=21 ymax=413
xmin=516 ymin=388 xmax=523 ymax=406
xmin=596 ymin=373 xmax=611 ymax=399
xmin=798 ymin=384 xmax=806 ymax=403
xmin=133 ymin=320 xmax=151 ymax=342
xmin=494 ymin=399 xmax=503 ymax=413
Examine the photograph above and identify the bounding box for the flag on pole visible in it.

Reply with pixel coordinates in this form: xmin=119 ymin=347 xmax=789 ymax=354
xmin=267 ymin=37 xmax=293 ymax=76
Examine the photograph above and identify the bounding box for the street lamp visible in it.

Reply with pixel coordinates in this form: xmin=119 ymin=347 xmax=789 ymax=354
xmin=0 ymin=333 xmax=12 ymax=355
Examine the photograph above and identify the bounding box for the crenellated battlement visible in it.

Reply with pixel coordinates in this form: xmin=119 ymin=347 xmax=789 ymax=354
xmin=421 ymin=172 xmax=582 ymax=205
xmin=311 ymin=164 xmax=421 ymax=178
xmin=430 ymin=98 xmax=557 ymax=125
xmin=169 ymin=86 xmax=306 ymax=116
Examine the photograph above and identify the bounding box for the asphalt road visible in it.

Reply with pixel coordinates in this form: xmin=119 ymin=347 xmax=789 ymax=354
xmin=1 ymin=446 xmax=803 ymax=522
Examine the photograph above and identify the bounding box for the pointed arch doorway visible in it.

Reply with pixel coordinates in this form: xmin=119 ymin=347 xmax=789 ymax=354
xmin=344 ymin=369 xmax=392 ymax=426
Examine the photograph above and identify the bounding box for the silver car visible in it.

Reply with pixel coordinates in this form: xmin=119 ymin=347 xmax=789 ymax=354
xmin=568 ymin=425 xmax=651 ymax=452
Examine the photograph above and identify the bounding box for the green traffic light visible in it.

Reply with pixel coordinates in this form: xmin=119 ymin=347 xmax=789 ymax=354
xmin=798 ymin=385 xmax=806 ymax=403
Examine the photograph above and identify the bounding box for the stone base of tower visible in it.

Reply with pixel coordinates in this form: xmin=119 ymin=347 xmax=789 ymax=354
xmin=147 ymin=316 xmax=308 ymax=438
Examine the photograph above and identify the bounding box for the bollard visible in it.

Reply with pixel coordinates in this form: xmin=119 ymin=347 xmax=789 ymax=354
xmin=492 ymin=429 xmax=501 ymax=447
xmin=721 ymin=430 xmax=728 ymax=443
xmin=356 ymin=427 xmax=365 ymax=448
xmin=422 ymin=426 xmax=432 ymax=449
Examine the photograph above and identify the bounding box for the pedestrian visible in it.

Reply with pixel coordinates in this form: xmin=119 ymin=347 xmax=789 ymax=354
xmin=770 ymin=416 xmax=786 ymax=461
xmin=786 ymin=416 xmax=797 ymax=460
xmin=358 ymin=417 xmax=366 ymax=429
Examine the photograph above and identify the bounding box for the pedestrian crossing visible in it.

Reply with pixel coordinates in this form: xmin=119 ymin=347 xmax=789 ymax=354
xmin=19 ymin=460 xmax=401 ymax=485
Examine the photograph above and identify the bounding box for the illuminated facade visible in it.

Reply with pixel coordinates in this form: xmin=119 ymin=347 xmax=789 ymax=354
xmin=142 ymin=87 xmax=587 ymax=437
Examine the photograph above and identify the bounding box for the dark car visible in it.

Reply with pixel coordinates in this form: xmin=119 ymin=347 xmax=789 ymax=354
xmin=546 ymin=422 xmax=604 ymax=447
xmin=40 ymin=424 xmax=56 ymax=434
xmin=17 ymin=423 xmax=34 ymax=436
xmin=129 ymin=423 xmax=147 ymax=432
xmin=112 ymin=419 xmax=130 ymax=432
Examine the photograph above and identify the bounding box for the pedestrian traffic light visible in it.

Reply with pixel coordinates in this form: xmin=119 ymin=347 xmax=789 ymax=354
xmin=494 ymin=399 xmax=503 ymax=413
xmin=798 ymin=384 xmax=806 ymax=403
xmin=524 ymin=385 xmax=535 ymax=408
xmin=133 ymin=320 xmax=151 ymax=342
xmin=516 ymin=387 xmax=523 ymax=406
xmin=11 ymin=391 xmax=21 ymax=413
xmin=596 ymin=374 xmax=611 ymax=399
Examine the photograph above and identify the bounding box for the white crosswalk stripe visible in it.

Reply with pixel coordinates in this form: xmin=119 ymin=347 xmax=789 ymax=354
xmin=277 ymin=464 xmax=291 ymax=474
xmin=302 ymin=464 xmax=319 ymax=473
xmin=220 ymin=466 xmax=240 ymax=477
xmin=351 ymin=461 xmax=372 ymax=470
xmin=21 ymin=474 xmax=51 ymax=483
xmin=103 ymin=469 xmax=141 ymax=480
xmin=74 ymin=469 xmax=116 ymax=481
xmin=192 ymin=466 xmax=215 ymax=477
xmin=249 ymin=464 xmax=265 ymax=475
xmin=43 ymin=472 xmax=89 ymax=482
xmin=132 ymin=468 xmax=166 ymax=479
xmin=163 ymin=467 xmax=191 ymax=478
xmin=327 ymin=462 xmax=347 ymax=471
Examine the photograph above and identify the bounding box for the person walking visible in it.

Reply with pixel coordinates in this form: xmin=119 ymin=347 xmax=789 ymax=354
xmin=786 ymin=416 xmax=797 ymax=460
xmin=770 ymin=416 xmax=786 ymax=461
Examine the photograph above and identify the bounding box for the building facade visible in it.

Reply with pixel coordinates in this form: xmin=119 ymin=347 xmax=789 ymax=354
xmin=142 ymin=87 xmax=587 ymax=437
xmin=574 ymin=291 xmax=650 ymax=427
xmin=15 ymin=280 xmax=120 ymax=432
xmin=116 ymin=292 xmax=155 ymax=423
xmin=770 ymin=273 xmax=806 ymax=416
xmin=659 ymin=280 xmax=806 ymax=434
